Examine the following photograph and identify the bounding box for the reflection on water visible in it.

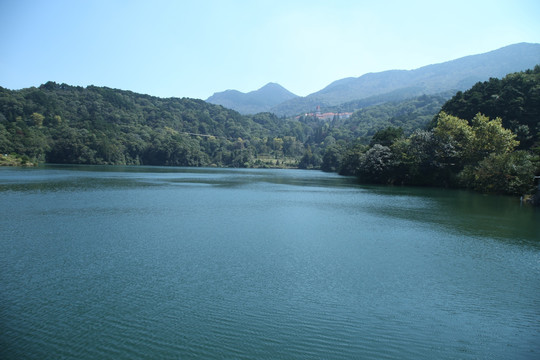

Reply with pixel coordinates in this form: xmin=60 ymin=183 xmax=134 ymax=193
xmin=0 ymin=165 xmax=539 ymax=360
xmin=360 ymin=185 xmax=539 ymax=246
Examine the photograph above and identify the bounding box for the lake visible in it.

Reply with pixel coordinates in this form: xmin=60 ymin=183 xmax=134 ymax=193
xmin=0 ymin=165 xmax=539 ymax=359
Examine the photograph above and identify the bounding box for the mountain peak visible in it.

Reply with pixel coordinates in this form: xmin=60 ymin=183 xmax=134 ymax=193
xmin=207 ymin=43 xmax=539 ymax=116
xmin=261 ymin=82 xmax=280 ymax=88
xmin=259 ymin=82 xmax=285 ymax=90
xmin=207 ymin=82 xmax=298 ymax=114
xmin=270 ymin=42 xmax=540 ymax=116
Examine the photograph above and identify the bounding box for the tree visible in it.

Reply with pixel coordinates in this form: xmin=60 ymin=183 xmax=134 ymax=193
xmin=433 ymin=112 xmax=518 ymax=166
xmin=298 ymin=146 xmax=320 ymax=169
xmin=321 ymin=144 xmax=343 ymax=172
xmin=460 ymin=151 xmax=535 ymax=195
xmin=369 ymin=126 xmax=403 ymax=147
xmin=432 ymin=112 xmax=474 ymax=162
xmin=30 ymin=112 xmax=44 ymax=127
xmin=438 ymin=66 xmax=540 ymax=150
xmin=338 ymin=144 xmax=367 ymax=176
xmin=468 ymin=113 xmax=518 ymax=162
xmin=356 ymin=144 xmax=394 ymax=184
xmin=399 ymin=130 xmax=440 ymax=185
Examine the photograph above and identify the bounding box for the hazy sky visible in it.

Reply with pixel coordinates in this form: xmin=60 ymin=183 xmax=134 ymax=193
xmin=1 ymin=0 xmax=539 ymax=99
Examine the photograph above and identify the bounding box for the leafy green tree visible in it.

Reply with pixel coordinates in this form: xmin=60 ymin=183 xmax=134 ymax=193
xmin=30 ymin=112 xmax=45 ymax=127
xmin=298 ymin=146 xmax=320 ymax=169
xmin=369 ymin=126 xmax=403 ymax=147
xmin=47 ymin=127 xmax=96 ymax=164
xmin=459 ymin=151 xmax=535 ymax=195
xmin=433 ymin=112 xmax=518 ymax=166
xmin=0 ymin=123 xmax=12 ymax=153
xmin=398 ymin=130 xmax=439 ymax=185
xmin=321 ymin=144 xmax=343 ymax=172
xmin=432 ymin=111 xmax=474 ymax=166
xmin=356 ymin=144 xmax=394 ymax=183
xmin=338 ymin=144 xmax=367 ymax=176
xmin=468 ymin=113 xmax=518 ymax=161
xmin=439 ymin=66 xmax=540 ymax=150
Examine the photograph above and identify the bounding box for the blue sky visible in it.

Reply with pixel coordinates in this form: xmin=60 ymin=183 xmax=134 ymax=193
xmin=1 ymin=0 xmax=539 ymax=99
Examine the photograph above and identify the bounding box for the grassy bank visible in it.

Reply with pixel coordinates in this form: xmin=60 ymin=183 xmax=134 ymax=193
xmin=0 ymin=154 xmax=37 ymax=167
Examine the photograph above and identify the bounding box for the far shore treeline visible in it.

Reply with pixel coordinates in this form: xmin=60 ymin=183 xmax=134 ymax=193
xmin=1 ymin=66 xmax=539 ymax=198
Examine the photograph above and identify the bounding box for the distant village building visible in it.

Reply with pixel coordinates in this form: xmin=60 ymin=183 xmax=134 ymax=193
xmin=296 ymin=105 xmax=352 ymax=120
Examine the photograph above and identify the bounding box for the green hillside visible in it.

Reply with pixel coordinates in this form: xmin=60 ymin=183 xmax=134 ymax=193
xmin=330 ymin=67 xmax=540 ymax=197
xmin=0 ymin=82 xmax=448 ymax=168
xmin=2 ymin=67 xmax=538 ymax=199
xmin=0 ymin=82 xmax=304 ymax=167
xmin=437 ymin=65 xmax=540 ymax=150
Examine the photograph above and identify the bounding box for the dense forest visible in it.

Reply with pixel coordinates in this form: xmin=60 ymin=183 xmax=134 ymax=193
xmin=1 ymin=66 xmax=539 ymax=197
xmin=329 ymin=66 xmax=540 ymax=196
xmin=0 ymin=82 xmax=449 ymax=168
xmin=438 ymin=69 xmax=540 ymax=150
xmin=0 ymin=82 xmax=308 ymax=168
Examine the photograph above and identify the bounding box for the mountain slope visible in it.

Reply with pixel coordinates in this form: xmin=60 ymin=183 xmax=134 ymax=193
xmin=271 ymin=42 xmax=540 ymax=116
xmin=0 ymin=82 xmax=280 ymax=167
xmin=206 ymin=82 xmax=298 ymax=114
xmin=437 ymin=65 xmax=540 ymax=149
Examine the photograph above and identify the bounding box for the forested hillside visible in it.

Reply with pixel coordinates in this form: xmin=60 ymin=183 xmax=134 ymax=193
xmin=437 ymin=66 xmax=540 ymax=150
xmin=2 ymin=67 xmax=539 ymax=198
xmin=0 ymin=82 xmax=306 ymax=167
xmin=0 ymin=82 xmax=450 ymax=168
xmin=339 ymin=93 xmax=450 ymax=137
xmin=327 ymin=66 xmax=540 ymax=196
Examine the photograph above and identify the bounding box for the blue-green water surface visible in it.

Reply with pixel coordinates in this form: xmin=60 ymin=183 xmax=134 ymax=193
xmin=1 ymin=165 xmax=539 ymax=359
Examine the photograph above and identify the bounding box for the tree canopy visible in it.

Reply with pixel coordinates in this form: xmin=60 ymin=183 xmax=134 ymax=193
xmin=329 ymin=67 xmax=540 ymax=196
xmin=0 ymin=83 xmax=307 ymax=167
xmin=437 ymin=65 xmax=540 ymax=150
xmin=2 ymin=67 xmax=539 ymax=197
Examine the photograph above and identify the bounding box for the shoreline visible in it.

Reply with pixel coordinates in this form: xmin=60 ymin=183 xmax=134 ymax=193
xmin=0 ymin=154 xmax=37 ymax=167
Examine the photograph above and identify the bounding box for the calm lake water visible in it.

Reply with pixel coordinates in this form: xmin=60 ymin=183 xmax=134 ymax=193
xmin=1 ymin=165 xmax=539 ymax=359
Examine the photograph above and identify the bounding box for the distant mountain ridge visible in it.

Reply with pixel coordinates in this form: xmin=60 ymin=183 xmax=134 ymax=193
xmin=270 ymin=43 xmax=540 ymax=116
xmin=206 ymin=82 xmax=298 ymax=114
xmin=207 ymin=43 xmax=539 ymax=116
